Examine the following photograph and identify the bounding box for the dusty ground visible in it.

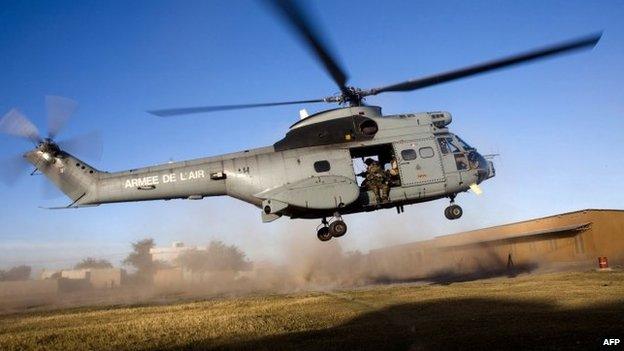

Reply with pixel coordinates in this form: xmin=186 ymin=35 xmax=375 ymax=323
xmin=0 ymin=271 xmax=622 ymax=350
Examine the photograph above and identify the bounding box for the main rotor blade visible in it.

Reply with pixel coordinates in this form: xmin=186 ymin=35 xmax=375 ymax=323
xmin=267 ymin=0 xmax=349 ymax=94
xmin=148 ymin=99 xmax=327 ymax=117
xmin=0 ymin=154 xmax=30 ymax=186
xmin=57 ymin=130 xmax=103 ymax=162
xmin=367 ymin=33 xmax=602 ymax=95
xmin=46 ymin=95 xmax=78 ymax=139
xmin=0 ymin=108 xmax=42 ymax=144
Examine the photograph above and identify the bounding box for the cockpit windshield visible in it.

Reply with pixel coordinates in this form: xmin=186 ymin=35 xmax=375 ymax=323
xmin=455 ymin=136 xmax=474 ymax=151
xmin=438 ymin=136 xmax=461 ymax=154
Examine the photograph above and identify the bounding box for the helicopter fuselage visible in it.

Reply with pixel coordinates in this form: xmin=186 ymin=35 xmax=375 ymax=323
xmin=25 ymin=105 xmax=494 ymax=222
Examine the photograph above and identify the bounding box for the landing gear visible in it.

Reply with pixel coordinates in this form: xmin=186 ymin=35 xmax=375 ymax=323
xmin=316 ymin=214 xmax=348 ymax=241
xmin=317 ymin=226 xmax=332 ymax=241
xmin=329 ymin=220 xmax=347 ymax=237
xmin=444 ymin=204 xmax=463 ymax=220
xmin=444 ymin=196 xmax=463 ymax=220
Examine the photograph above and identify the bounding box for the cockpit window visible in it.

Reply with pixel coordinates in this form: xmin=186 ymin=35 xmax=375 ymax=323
xmin=456 ymin=136 xmax=474 ymax=151
xmin=445 ymin=137 xmax=461 ymax=153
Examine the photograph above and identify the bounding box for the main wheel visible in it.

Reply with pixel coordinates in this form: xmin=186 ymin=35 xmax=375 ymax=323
xmin=447 ymin=204 xmax=463 ymax=219
xmin=444 ymin=206 xmax=453 ymax=220
xmin=329 ymin=220 xmax=348 ymax=237
xmin=317 ymin=226 xmax=332 ymax=241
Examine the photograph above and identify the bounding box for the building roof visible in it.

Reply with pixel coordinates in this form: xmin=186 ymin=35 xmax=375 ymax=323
xmin=371 ymin=209 xmax=623 ymax=254
xmin=437 ymin=222 xmax=591 ymax=250
xmin=435 ymin=209 xmax=622 ymax=240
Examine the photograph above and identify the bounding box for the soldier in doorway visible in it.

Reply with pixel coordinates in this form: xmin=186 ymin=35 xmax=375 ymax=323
xmin=386 ymin=155 xmax=400 ymax=186
xmin=359 ymin=158 xmax=389 ymax=204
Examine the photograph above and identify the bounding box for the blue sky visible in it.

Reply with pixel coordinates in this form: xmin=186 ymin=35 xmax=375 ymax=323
xmin=1 ymin=0 xmax=623 ymax=268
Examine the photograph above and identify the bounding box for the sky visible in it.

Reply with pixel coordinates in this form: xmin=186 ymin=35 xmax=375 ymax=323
xmin=1 ymin=0 xmax=623 ymax=269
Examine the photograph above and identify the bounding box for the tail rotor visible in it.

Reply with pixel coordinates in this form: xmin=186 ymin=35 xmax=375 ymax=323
xmin=0 ymin=96 xmax=102 ymax=189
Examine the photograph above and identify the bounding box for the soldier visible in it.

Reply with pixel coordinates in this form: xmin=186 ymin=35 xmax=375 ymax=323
xmin=386 ymin=156 xmax=400 ymax=186
xmin=360 ymin=158 xmax=389 ymax=204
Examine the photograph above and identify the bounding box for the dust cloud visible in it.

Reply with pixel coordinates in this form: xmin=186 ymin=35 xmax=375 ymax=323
xmin=1 ymin=215 xmax=538 ymax=315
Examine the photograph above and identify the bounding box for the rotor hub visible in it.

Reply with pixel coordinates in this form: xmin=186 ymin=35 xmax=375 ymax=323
xmin=38 ymin=138 xmax=61 ymax=156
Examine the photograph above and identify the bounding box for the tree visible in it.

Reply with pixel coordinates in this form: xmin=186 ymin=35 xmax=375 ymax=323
xmin=74 ymin=258 xmax=113 ymax=270
xmin=176 ymin=241 xmax=251 ymax=273
xmin=123 ymin=238 xmax=157 ymax=284
xmin=0 ymin=265 xmax=31 ymax=281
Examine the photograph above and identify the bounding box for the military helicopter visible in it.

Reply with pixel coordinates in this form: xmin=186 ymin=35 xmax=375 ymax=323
xmin=0 ymin=1 xmax=600 ymax=241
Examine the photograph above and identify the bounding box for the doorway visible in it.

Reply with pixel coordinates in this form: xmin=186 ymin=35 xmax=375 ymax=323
xmin=349 ymin=144 xmax=401 ymax=189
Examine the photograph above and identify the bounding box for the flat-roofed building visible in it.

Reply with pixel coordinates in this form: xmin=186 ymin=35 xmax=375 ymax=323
xmin=368 ymin=209 xmax=624 ymax=280
xmin=150 ymin=242 xmax=206 ymax=264
xmin=57 ymin=268 xmax=124 ymax=289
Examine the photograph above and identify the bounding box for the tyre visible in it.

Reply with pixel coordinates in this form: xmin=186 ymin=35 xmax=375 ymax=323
xmin=444 ymin=206 xmax=453 ymax=220
xmin=317 ymin=226 xmax=332 ymax=241
xmin=449 ymin=204 xmax=463 ymax=219
xmin=329 ymin=220 xmax=348 ymax=237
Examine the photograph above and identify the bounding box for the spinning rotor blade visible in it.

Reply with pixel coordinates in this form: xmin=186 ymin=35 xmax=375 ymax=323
xmin=148 ymin=99 xmax=326 ymax=117
xmin=267 ymin=0 xmax=349 ymax=94
xmin=0 ymin=154 xmax=31 ymax=185
xmin=46 ymin=95 xmax=78 ymax=139
xmin=57 ymin=130 xmax=103 ymax=161
xmin=0 ymin=109 xmax=42 ymax=144
xmin=367 ymin=33 xmax=602 ymax=95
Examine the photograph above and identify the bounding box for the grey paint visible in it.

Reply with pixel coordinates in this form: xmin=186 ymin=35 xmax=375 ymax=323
xmin=25 ymin=106 xmax=494 ymax=220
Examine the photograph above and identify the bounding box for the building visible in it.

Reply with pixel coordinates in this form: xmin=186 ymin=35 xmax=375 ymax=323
xmin=54 ymin=268 xmax=124 ymax=289
xmin=150 ymin=242 xmax=206 ymax=264
xmin=368 ymin=209 xmax=624 ymax=280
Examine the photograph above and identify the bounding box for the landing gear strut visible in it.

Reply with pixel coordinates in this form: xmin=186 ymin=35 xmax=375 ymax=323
xmin=316 ymin=214 xmax=348 ymax=241
xmin=444 ymin=196 xmax=463 ymax=220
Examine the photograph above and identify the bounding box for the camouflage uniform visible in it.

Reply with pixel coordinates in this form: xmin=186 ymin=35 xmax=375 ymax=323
xmin=364 ymin=160 xmax=389 ymax=204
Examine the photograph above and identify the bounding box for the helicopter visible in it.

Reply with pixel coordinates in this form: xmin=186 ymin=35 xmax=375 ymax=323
xmin=0 ymin=1 xmax=600 ymax=241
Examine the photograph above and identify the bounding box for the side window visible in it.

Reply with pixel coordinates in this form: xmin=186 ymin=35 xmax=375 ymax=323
xmin=400 ymin=149 xmax=417 ymax=161
xmin=314 ymin=160 xmax=331 ymax=173
xmin=419 ymin=147 xmax=434 ymax=158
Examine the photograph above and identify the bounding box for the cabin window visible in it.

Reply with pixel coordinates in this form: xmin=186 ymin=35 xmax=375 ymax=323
xmin=400 ymin=149 xmax=417 ymax=161
xmin=314 ymin=160 xmax=331 ymax=173
xmin=419 ymin=147 xmax=434 ymax=158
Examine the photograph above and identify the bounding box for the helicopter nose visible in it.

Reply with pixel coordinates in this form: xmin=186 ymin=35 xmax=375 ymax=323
xmin=472 ymin=152 xmax=493 ymax=183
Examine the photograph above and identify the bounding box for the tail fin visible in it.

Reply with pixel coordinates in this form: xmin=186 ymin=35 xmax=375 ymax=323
xmin=25 ymin=149 xmax=99 ymax=203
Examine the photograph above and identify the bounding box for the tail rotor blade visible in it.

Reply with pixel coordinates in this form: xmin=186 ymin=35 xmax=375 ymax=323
xmin=0 ymin=154 xmax=31 ymax=185
xmin=57 ymin=130 xmax=103 ymax=161
xmin=0 ymin=109 xmax=42 ymax=144
xmin=46 ymin=95 xmax=78 ymax=139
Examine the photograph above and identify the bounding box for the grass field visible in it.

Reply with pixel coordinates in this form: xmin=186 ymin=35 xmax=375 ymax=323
xmin=0 ymin=271 xmax=622 ymax=350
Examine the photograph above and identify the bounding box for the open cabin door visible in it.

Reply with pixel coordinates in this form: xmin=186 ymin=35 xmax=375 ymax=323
xmin=393 ymin=138 xmax=445 ymax=186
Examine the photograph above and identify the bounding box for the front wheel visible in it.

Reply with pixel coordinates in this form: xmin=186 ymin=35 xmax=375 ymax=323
xmin=317 ymin=226 xmax=332 ymax=241
xmin=329 ymin=220 xmax=347 ymax=237
xmin=445 ymin=205 xmax=463 ymax=220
